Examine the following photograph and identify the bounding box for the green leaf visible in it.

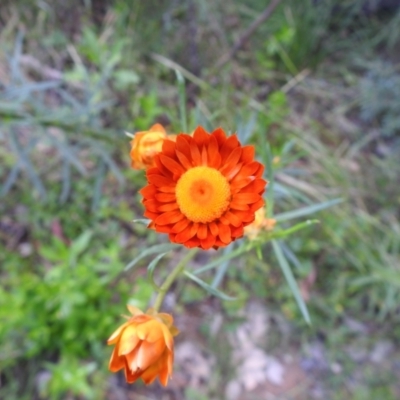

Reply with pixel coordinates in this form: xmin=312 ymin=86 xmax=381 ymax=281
xmin=124 ymin=243 xmax=179 ymax=271
xmin=272 ymin=240 xmax=311 ymax=324
xmin=147 ymin=252 xmax=169 ymax=290
xmin=265 ymin=143 xmax=274 ymax=217
xmin=270 ymin=219 xmax=319 ymax=239
xmin=184 ymin=271 xmax=235 ymax=300
xmin=175 ymin=69 xmax=187 ymax=133
xmin=274 ymin=198 xmax=344 ymax=222
xmin=281 ymin=242 xmax=303 ymax=271
xmin=211 ymin=244 xmax=234 ymax=289
xmin=69 ymin=231 xmax=93 ymax=266
xmin=194 ymin=242 xmax=251 ymax=275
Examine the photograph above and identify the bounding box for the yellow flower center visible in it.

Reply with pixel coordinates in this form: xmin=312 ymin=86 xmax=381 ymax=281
xmin=175 ymin=166 xmax=231 ymax=223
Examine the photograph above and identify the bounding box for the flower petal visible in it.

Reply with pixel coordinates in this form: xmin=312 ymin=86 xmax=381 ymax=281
xmin=193 ymin=126 xmax=210 ymax=147
xmin=161 ymin=139 xmax=177 ymax=158
xmin=160 ymin=154 xmax=185 ymax=176
xmin=155 ymin=193 xmax=176 ymax=203
xmin=119 ymin=325 xmax=141 ymax=355
xmin=197 ymin=223 xmax=208 ymax=240
xmin=224 ymin=211 xmax=243 ymax=227
xmin=109 ymin=346 xmax=125 ymax=372
xmin=220 ymin=135 xmax=239 ymax=163
xmin=155 ymin=210 xmax=184 ymax=225
xmin=233 ymin=193 xmax=261 ymax=203
xmin=211 ymin=127 xmax=227 ymax=147
xmin=201 ymin=235 xmax=216 ymax=250
xmin=140 ymin=185 xmax=157 ymax=198
xmin=136 ymin=320 xmax=164 ymax=342
xmin=149 ymin=123 xmax=166 ymax=133
xmin=135 ymin=339 xmax=166 ymax=371
xmin=108 ymin=323 xmax=128 ymax=345
xmin=171 ymin=218 xmax=191 ymax=233
xmin=157 ymin=202 xmax=179 ymax=212
xmin=176 ymin=150 xmax=193 ymax=170
xmin=218 ymin=223 xmax=231 ymax=244
xmin=174 ymin=223 xmax=197 ymax=243
xmin=209 ymin=221 xmax=219 ymax=236
xmin=241 ymin=145 xmax=255 ymax=163
xmin=190 ymin=140 xmax=202 ymax=166
xmin=207 ymin=135 xmax=221 ymax=169
xmin=147 ymin=174 xmax=174 ymax=187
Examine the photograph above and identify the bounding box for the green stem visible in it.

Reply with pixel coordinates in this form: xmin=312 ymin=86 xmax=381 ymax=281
xmin=153 ymin=248 xmax=198 ymax=311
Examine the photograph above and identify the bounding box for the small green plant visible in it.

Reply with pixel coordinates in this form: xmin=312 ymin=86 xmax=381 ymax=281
xmin=0 ymin=231 xmax=131 ymax=397
xmin=40 ymin=356 xmax=99 ymax=400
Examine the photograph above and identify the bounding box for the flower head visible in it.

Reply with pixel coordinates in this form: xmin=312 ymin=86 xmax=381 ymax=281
xmin=130 ymin=124 xmax=176 ymax=170
xmin=140 ymin=126 xmax=267 ymax=249
xmin=244 ymin=207 xmax=276 ymax=240
xmin=108 ymin=306 xmax=179 ymax=386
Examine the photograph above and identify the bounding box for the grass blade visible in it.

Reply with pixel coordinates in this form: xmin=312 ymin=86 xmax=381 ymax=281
xmin=124 ymin=243 xmax=180 ymax=271
xmin=147 ymin=252 xmax=170 ymax=290
xmin=184 ymin=270 xmax=235 ymax=300
xmin=194 ymin=242 xmax=251 ymax=275
xmin=274 ymin=198 xmax=344 ymax=222
xmin=175 ymin=70 xmax=188 ymax=132
xmin=272 ymin=239 xmax=311 ymax=324
xmin=211 ymin=243 xmax=235 ymax=288
xmin=271 ymin=219 xmax=319 ymax=239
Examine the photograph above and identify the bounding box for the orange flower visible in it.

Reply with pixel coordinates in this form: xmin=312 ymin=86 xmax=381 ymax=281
xmin=108 ymin=306 xmax=179 ymax=386
xmin=244 ymin=207 xmax=276 ymax=239
xmin=140 ymin=126 xmax=267 ymax=249
xmin=130 ymin=124 xmax=171 ymax=170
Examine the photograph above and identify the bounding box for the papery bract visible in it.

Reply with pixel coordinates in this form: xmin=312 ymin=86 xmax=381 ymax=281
xmin=130 ymin=124 xmax=172 ymax=170
xmin=108 ymin=306 xmax=179 ymax=386
xmin=140 ymin=126 xmax=267 ymax=249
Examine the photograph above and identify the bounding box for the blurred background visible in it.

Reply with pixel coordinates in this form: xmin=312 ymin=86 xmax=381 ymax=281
xmin=1 ymin=0 xmax=400 ymax=399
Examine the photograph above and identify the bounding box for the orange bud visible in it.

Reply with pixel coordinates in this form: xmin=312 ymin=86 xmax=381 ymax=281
xmin=166 ymin=134 xmax=177 ymax=142
xmin=130 ymin=124 xmax=168 ymax=170
xmin=107 ymin=305 xmax=179 ymax=386
xmin=244 ymin=207 xmax=276 ymax=240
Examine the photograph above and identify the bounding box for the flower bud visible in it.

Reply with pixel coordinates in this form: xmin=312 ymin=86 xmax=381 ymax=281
xmin=108 ymin=305 xmax=179 ymax=386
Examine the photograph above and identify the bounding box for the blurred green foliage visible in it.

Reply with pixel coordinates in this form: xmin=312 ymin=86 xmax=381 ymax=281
xmin=0 ymin=0 xmax=399 ymax=399
xmin=0 ymin=230 xmax=131 ymax=398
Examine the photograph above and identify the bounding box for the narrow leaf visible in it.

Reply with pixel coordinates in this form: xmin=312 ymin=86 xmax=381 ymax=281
xmin=175 ymin=69 xmax=187 ymax=133
xmin=274 ymin=198 xmax=344 ymax=222
xmin=281 ymin=242 xmax=303 ymax=271
xmin=184 ymin=270 xmax=235 ymax=300
xmin=265 ymin=143 xmax=274 ymax=217
xmin=147 ymin=252 xmax=169 ymax=290
xmin=194 ymin=242 xmax=251 ymax=275
xmin=70 ymin=231 xmax=93 ymax=256
xmin=211 ymin=243 xmax=234 ymax=289
xmin=272 ymin=240 xmax=311 ymax=324
xmin=270 ymin=219 xmax=319 ymax=239
xmin=124 ymin=243 xmax=179 ymax=271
